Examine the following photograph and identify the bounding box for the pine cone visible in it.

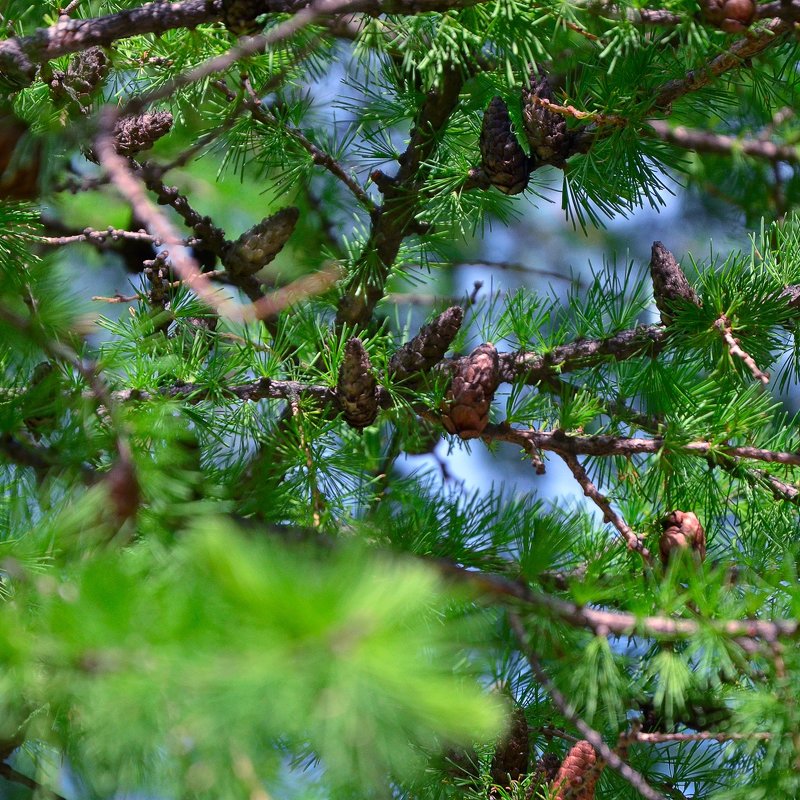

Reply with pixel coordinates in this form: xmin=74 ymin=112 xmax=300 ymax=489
xmin=551 ymin=741 xmax=604 ymax=800
xmin=221 ymin=0 xmax=265 ymax=35
xmin=659 ymin=510 xmax=706 ymax=567
xmin=337 ymin=338 xmax=379 ymax=430
xmin=389 ymin=306 xmax=464 ymax=383
xmin=441 ymin=343 xmax=499 ymax=440
xmin=521 ymin=73 xmax=573 ymax=168
xmin=490 ymin=706 xmax=530 ymax=788
xmin=0 ymin=111 xmax=41 ymax=200
xmin=106 ymin=455 xmax=140 ymax=525
xmin=480 ymin=97 xmax=529 ymax=195
xmin=224 ymin=207 xmax=299 ymax=276
xmin=531 ymin=752 xmax=562 ymax=787
xmin=113 ymin=111 xmax=173 ymax=156
xmin=701 ymin=0 xmax=755 ymax=31
xmin=649 ymin=241 xmax=700 ymax=324
xmin=52 ymin=47 xmax=109 ymax=105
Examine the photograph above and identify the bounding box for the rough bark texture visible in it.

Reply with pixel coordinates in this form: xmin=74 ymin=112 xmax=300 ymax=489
xmin=649 ymin=241 xmax=700 ymax=324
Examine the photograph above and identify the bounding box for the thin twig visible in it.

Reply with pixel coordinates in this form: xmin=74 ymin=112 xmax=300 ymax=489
xmin=507 ymin=611 xmax=669 ymax=800
xmin=557 ymin=451 xmax=651 ymax=561
xmin=714 ymin=315 xmax=770 ymax=384
xmin=620 ymin=730 xmax=772 ymax=744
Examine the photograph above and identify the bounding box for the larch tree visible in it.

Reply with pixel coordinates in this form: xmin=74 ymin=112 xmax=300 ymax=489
xmin=0 ymin=0 xmax=800 ymax=798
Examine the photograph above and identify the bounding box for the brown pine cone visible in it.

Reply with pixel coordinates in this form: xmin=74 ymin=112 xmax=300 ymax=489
xmin=659 ymin=510 xmax=706 ymax=568
xmin=106 ymin=455 xmax=140 ymax=525
xmin=388 ymin=306 xmax=464 ymax=383
xmin=221 ymin=0 xmax=265 ymax=35
xmin=521 ymin=73 xmax=574 ymax=168
xmin=337 ymin=338 xmax=379 ymax=430
xmin=0 ymin=110 xmax=41 ymax=200
xmin=113 ymin=111 xmax=173 ymax=156
xmin=649 ymin=241 xmax=700 ymax=325
xmin=51 ymin=47 xmax=109 ymax=106
xmin=224 ymin=207 xmax=299 ymax=276
xmin=441 ymin=343 xmax=499 ymax=440
xmin=480 ymin=97 xmax=529 ymax=195
xmin=551 ymin=741 xmax=604 ymax=800
xmin=531 ymin=752 xmax=562 ymax=787
xmin=701 ymin=0 xmax=755 ymax=31
xmin=490 ymin=706 xmax=530 ymax=788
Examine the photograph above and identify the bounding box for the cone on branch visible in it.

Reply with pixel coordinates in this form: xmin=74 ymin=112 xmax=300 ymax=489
xmin=221 ymin=0 xmax=265 ymax=35
xmin=649 ymin=241 xmax=700 ymax=325
xmin=388 ymin=306 xmax=464 ymax=383
xmin=480 ymin=97 xmax=529 ymax=195
xmin=489 ymin=705 xmax=530 ymax=789
xmin=701 ymin=0 xmax=755 ymax=31
xmin=337 ymin=338 xmax=379 ymax=430
xmin=113 ymin=111 xmax=174 ymax=156
xmin=550 ymin=741 xmax=604 ymax=800
xmin=441 ymin=343 xmax=499 ymax=440
xmin=50 ymin=47 xmax=109 ymax=107
xmin=530 ymin=752 xmax=562 ymax=791
xmin=521 ymin=73 xmax=574 ymax=168
xmin=224 ymin=207 xmax=299 ymax=277
xmin=659 ymin=510 xmax=706 ymax=568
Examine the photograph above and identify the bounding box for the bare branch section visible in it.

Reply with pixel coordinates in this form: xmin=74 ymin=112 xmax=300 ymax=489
xmin=647 ymin=120 xmax=800 ymax=165
xmin=558 ymin=451 xmax=652 ymax=562
xmin=507 ymin=612 xmax=669 ymax=800
xmin=436 ymin=560 xmax=800 ymax=643
xmin=336 ymin=66 xmax=465 ymax=328
xmin=714 ymin=316 xmax=771 ymax=384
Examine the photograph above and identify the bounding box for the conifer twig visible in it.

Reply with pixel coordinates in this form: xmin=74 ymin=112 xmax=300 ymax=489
xmin=507 ymin=611 xmax=669 ymax=800
xmin=619 ymin=730 xmax=772 ymax=744
xmin=556 ymin=451 xmax=651 ymax=562
xmin=714 ymin=316 xmax=771 ymax=384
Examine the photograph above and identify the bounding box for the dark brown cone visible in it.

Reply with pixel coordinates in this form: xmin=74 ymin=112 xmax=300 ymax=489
xmin=659 ymin=510 xmax=706 ymax=568
xmin=530 ymin=752 xmax=562 ymax=788
xmin=490 ymin=706 xmax=530 ymax=788
xmin=521 ymin=73 xmax=573 ymax=168
xmin=550 ymin=741 xmax=604 ymax=800
xmin=701 ymin=0 xmax=755 ymax=31
xmin=51 ymin=47 xmax=109 ymax=106
xmin=113 ymin=111 xmax=173 ymax=156
xmin=0 ymin=111 xmax=41 ymax=200
xmin=649 ymin=241 xmax=700 ymax=324
xmin=388 ymin=306 xmax=464 ymax=382
xmin=441 ymin=343 xmax=499 ymax=440
xmin=337 ymin=338 xmax=379 ymax=430
xmin=480 ymin=97 xmax=529 ymax=195
xmin=221 ymin=0 xmax=265 ymax=34
xmin=106 ymin=455 xmax=140 ymax=524
xmin=224 ymin=207 xmax=300 ymax=276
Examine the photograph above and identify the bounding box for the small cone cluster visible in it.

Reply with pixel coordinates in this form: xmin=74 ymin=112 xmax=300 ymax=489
xmin=480 ymin=97 xmax=529 ymax=195
xmin=659 ymin=510 xmax=706 ymax=568
xmin=224 ymin=207 xmax=299 ymax=276
xmin=521 ymin=73 xmax=574 ymax=168
xmin=441 ymin=343 xmax=499 ymax=440
xmin=221 ymin=0 xmax=264 ymax=35
xmin=649 ymin=241 xmax=700 ymax=324
xmin=550 ymin=741 xmax=604 ymax=800
xmin=51 ymin=47 xmax=109 ymax=107
xmin=337 ymin=338 xmax=379 ymax=430
xmin=113 ymin=111 xmax=174 ymax=156
xmin=389 ymin=306 xmax=464 ymax=382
